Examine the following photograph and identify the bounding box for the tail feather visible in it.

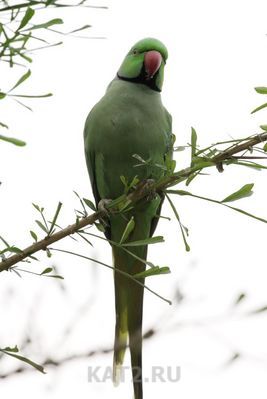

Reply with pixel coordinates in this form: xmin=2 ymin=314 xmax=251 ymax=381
xmin=113 ymin=248 xmax=128 ymax=385
xmin=112 ymin=246 xmax=146 ymax=399
xmin=128 ymin=275 xmax=144 ymax=399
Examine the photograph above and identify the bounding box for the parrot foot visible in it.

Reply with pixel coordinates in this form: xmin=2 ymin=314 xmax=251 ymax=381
xmin=98 ymin=199 xmax=113 ymax=216
xmin=136 ymin=178 xmax=157 ymax=202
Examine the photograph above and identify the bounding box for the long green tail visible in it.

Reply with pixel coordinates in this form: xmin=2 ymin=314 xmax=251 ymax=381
xmin=112 ymin=246 xmax=128 ymax=385
xmin=112 ymin=245 xmax=146 ymax=399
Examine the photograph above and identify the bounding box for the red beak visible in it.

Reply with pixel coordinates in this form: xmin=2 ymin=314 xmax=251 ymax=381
xmin=144 ymin=50 xmax=162 ymax=79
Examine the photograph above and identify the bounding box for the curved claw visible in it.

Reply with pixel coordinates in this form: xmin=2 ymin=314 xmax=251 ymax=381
xmin=98 ymin=199 xmax=113 ymax=216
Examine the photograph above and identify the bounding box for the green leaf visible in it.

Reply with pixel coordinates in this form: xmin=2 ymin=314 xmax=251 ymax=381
xmin=0 ymin=135 xmax=26 ymax=146
xmin=132 ymin=153 xmax=146 ymax=163
xmin=32 ymin=203 xmax=40 ymax=212
xmin=129 ymin=175 xmax=139 ymax=189
xmin=35 ymin=220 xmax=48 ymax=234
xmin=121 ymin=236 xmax=164 ymax=247
xmin=0 ymin=235 xmax=9 ymax=247
xmin=0 ymin=121 xmax=8 ymax=129
xmin=191 ymin=127 xmax=197 ymax=159
xmin=73 ymin=191 xmax=87 ymax=216
xmin=251 ymin=102 xmax=267 ymax=114
xmin=167 ymin=189 xmax=267 ymax=225
xmin=0 ymin=92 xmax=6 ymax=99
xmin=8 ymin=246 xmax=23 ymax=254
xmin=9 ymin=93 xmax=52 ymax=98
xmin=260 ymin=125 xmax=267 ymax=131
xmin=221 ymin=183 xmax=254 ymax=203
xmin=120 ymin=175 xmax=127 ymax=185
xmin=48 ymin=202 xmax=62 ymax=235
xmin=165 ymin=154 xmax=176 ymax=174
xmin=67 ymin=24 xmax=91 ymax=34
xmin=46 ymin=248 xmax=52 ymax=258
xmin=17 ymin=7 xmax=35 ymax=30
xmin=232 ymin=160 xmax=267 ymax=170
xmin=250 ymin=305 xmax=267 ymax=314
xmin=30 ymin=230 xmax=38 ymax=242
xmin=175 ymin=146 xmax=186 ymax=152
xmin=94 ymin=222 xmax=105 ymax=232
xmin=40 ymin=267 xmax=53 ymax=275
xmin=264 ymin=143 xmax=267 ymax=152
xmin=0 ymin=349 xmax=45 ymax=374
xmin=133 ymin=266 xmax=170 ymax=279
xmin=9 ymin=70 xmax=31 ymax=92
xmin=47 ymin=274 xmax=64 ymax=279
xmin=233 ymin=292 xmax=246 ymax=306
xmin=255 ymin=86 xmax=267 ymax=94
xmin=166 ymin=194 xmax=190 ymax=252
xmin=2 ymin=345 xmax=19 ymax=353
xmin=26 ymin=18 xmax=63 ymax=31
xmin=83 ymin=198 xmax=96 ymax=211
xmin=186 ymin=171 xmax=200 ymax=186
xmin=120 ymin=216 xmax=135 ymax=244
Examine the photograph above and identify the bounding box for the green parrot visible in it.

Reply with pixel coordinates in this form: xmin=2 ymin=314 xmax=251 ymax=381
xmin=84 ymin=37 xmax=172 ymax=399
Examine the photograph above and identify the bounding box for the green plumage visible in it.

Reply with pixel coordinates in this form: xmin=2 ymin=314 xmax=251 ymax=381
xmin=84 ymin=38 xmax=172 ymax=399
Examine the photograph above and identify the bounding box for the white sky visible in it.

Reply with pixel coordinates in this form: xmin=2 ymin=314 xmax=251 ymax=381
xmin=1 ymin=0 xmax=267 ymax=398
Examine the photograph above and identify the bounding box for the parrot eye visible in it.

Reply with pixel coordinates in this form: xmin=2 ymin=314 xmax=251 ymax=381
xmin=132 ymin=49 xmax=138 ymax=55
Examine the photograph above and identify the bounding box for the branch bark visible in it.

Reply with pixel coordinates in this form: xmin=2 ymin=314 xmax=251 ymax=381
xmin=1 ymin=132 xmax=267 ymax=273
xmin=0 ymin=211 xmax=101 ymax=272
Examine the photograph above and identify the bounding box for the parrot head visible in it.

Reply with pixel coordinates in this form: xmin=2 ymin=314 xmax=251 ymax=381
xmin=117 ymin=37 xmax=168 ymax=92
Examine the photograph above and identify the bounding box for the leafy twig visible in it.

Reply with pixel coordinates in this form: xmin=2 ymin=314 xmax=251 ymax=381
xmin=1 ymin=132 xmax=267 ymax=273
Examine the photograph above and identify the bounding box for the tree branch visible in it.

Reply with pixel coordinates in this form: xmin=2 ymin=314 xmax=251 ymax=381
xmin=1 ymin=132 xmax=267 ymax=273
xmin=0 ymin=211 xmax=101 ymax=272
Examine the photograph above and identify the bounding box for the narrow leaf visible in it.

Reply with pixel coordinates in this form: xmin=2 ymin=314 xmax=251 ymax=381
xmin=174 ymin=146 xmax=186 ymax=152
xmin=40 ymin=267 xmax=53 ymax=275
xmin=121 ymin=236 xmax=164 ymax=247
xmin=0 ymin=121 xmax=8 ymax=129
xmin=48 ymin=202 xmax=62 ymax=235
xmin=83 ymin=198 xmax=96 ymax=211
xmin=221 ymin=183 xmax=254 ymax=203
xmin=9 ymin=70 xmax=31 ymax=92
xmin=32 ymin=203 xmax=40 ymax=211
xmin=120 ymin=216 xmax=135 ymax=244
xmin=9 ymin=93 xmax=52 ymax=98
xmin=0 ymin=135 xmax=26 ymax=146
xmin=166 ymin=194 xmax=190 ymax=252
xmin=67 ymin=24 xmax=91 ymax=34
xmin=255 ymin=87 xmax=267 ymax=94
xmin=191 ymin=127 xmax=197 ymax=159
xmin=251 ymin=102 xmax=267 ymax=114
xmin=46 ymin=274 xmax=64 ymax=279
xmin=0 ymin=350 xmax=45 ymax=373
xmin=0 ymin=236 xmax=9 ymax=247
xmin=94 ymin=222 xmax=105 ymax=232
xmin=30 ymin=230 xmax=38 ymax=242
xmin=17 ymin=7 xmax=35 ymax=30
xmin=134 ymin=266 xmax=170 ymax=279
xmin=26 ymin=18 xmax=63 ymax=31
xmin=35 ymin=220 xmax=48 ymax=234
xmin=233 ymin=292 xmax=246 ymax=306
xmin=249 ymin=306 xmax=267 ymax=314
xmin=2 ymin=346 xmax=19 ymax=353
xmin=7 ymin=246 xmax=23 ymax=254
xmin=167 ymin=189 xmax=267 ymax=225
